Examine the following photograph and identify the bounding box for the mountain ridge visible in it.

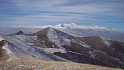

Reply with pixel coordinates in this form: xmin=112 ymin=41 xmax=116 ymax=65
xmin=0 ymin=23 xmax=124 ymax=41
xmin=30 ymin=27 xmax=124 ymax=68
xmin=0 ymin=26 xmax=124 ymax=69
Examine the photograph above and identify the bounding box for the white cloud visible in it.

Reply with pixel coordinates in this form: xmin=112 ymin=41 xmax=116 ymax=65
xmin=0 ymin=0 xmax=123 ymax=26
xmin=9 ymin=0 xmax=124 ymax=15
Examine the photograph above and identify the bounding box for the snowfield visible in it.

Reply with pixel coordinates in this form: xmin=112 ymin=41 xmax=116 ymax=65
xmin=2 ymin=42 xmax=13 ymax=54
xmin=43 ymin=48 xmax=66 ymax=54
xmin=100 ymin=37 xmax=111 ymax=46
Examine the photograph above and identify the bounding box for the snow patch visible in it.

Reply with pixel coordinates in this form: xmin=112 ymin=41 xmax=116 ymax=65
xmin=67 ymin=51 xmax=82 ymax=55
xmin=43 ymin=48 xmax=66 ymax=54
xmin=79 ymin=43 xmax=91 ymax=48
xmin=63 ymin=39 xmax=71 ymax=45
xmin=2 ymin=42 xmax=13 ymax=54
xmin=100 ymin=37 xmax=111 ymax=46
xmin=27 ymin=42 xmax=34 ymax=45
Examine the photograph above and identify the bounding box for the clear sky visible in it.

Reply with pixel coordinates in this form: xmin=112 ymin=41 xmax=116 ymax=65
xmin=0 ymin=0 xmax=124 ymax=31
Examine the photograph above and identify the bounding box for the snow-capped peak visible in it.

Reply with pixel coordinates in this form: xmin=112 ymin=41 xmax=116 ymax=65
xmin=62 ymin=23 xmax=77 ymax=28
xmin=61 ymin=23 xmax=64 ymax=27
xmin=53 ymin=23 xmax=121 ymax=32
xmin=54 ymin=23 xmax=77 ymax=28
xmin=54 ymin=23 xmax=116 ymax=31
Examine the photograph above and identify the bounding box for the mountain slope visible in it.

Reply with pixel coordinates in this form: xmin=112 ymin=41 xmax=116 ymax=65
xmin=0 ymin=34 xmax=71 ymax=62
xmin=0 ymin=61 xmax=122 ymax=70
xmin=34 ymin=27 xmax=124 ymax=68
xmin=0 ymin=27 xmax=124 ymax=69
xmin=0 ymin=38 xmax=9 ymax=61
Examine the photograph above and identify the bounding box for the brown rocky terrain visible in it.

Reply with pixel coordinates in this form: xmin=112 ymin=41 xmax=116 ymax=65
xmin=0 ymin=61 xmax=122 ymax=70
xmin=34 ymin=27 xmax=124 ymax=68
xmin=0 ymin=40 xmax=9 ymax=61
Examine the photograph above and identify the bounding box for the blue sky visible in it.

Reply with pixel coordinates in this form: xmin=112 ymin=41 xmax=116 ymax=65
xmin=0 ymin=0 xmax=124 ymax=31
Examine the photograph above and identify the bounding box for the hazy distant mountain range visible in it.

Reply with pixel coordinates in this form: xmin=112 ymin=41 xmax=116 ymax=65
xmin=0 ymin=23 xmax=124 ymax=41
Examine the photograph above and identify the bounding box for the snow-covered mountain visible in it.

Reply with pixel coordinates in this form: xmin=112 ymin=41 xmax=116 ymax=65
xmin=0 ymin=34 xmax=71 ymax=62
xmin=0 ymin=24 xmax=124 ymax=69
xmin=34 ymin=27 xmax=124 ymax=68
xmin=0 ymin=23 xmax=124 ymax=41
xmin=54 ymin=23 xmax=124 ymax=41
xmin=1 ymin=27 xmax=124 ymax=68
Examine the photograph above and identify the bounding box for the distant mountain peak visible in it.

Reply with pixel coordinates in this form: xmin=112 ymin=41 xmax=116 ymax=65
xmin=59 ymin=23 xmax=77 ymax=28
xmin=33 ymin=27 xmax=51 ymax=38
xmin=61 ymin=23 xmax=64 ymax=27
xmin=34 ymin=27 xmax=68 ymax=38
xmin=16 ymin=31 xmax=24 ymax=35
